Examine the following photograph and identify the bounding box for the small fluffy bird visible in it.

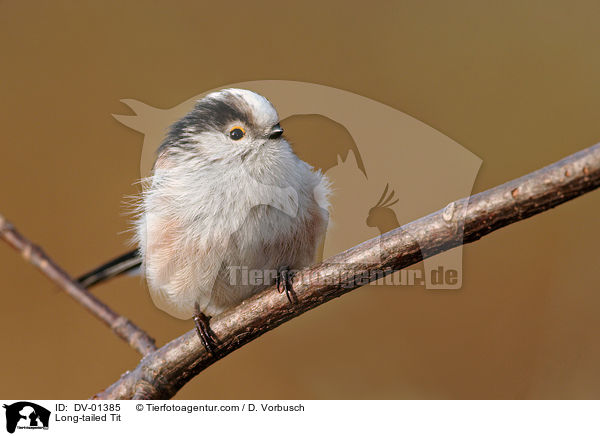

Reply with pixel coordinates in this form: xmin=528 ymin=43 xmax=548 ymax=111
xmin=88 ymin=89 xmax=330 ymax=353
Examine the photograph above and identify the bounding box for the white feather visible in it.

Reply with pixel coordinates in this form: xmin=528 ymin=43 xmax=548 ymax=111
xmin=135 ymin=89 xmax=330 ymax=319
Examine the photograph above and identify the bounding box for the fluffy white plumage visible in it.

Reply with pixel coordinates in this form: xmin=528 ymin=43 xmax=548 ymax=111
xmin=135 ymin=89 xmax=330 ymax=319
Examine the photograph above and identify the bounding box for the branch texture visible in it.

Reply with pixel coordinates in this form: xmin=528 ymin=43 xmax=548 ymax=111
xmin=0 ymin=216 xmax=157 ymax=356
xmin=94 ymin=143 xmax=600 ymax=400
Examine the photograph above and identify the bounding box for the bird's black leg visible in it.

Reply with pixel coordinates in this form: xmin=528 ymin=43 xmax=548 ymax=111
xmin=193 ymin=304 xmax=217 ymax=355
xmin=276 ymin=266 xmax=295 ymax=305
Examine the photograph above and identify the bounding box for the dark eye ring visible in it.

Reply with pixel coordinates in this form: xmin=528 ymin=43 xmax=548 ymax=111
xmin=229 ymin=126 xmax=245 ymax=141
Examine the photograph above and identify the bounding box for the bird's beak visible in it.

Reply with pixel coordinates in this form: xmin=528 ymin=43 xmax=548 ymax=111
xmin=269 ymin=123 xmax=284 ymax=140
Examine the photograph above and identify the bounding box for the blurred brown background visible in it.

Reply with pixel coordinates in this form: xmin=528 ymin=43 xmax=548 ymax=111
xmin=1 ymin=1 xmax=599 ymax=399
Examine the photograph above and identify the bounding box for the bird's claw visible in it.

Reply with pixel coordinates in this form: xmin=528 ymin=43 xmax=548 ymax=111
xmin=276 ymin=266 xmax=295 ymax=305
xmin=193 ymin=311 xmax=217 ymax=356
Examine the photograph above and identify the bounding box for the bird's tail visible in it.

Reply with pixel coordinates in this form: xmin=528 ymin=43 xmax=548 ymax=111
xmin=77 ymin=249 xmax=142 ymax=288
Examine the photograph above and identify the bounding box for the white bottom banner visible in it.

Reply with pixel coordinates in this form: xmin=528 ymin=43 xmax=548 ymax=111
xmin=0 ymin=400 xmax=597 ymax=435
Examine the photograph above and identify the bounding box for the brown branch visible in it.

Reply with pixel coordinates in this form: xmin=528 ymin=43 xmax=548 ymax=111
xmin=93 ymin=143 xmax=600 ymax=400
xmin=0 ymin=216 xmax=157 ymax=356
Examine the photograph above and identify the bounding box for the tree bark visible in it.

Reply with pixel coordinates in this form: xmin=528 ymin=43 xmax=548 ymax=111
xmin=92 ymin=143 xmax=600 ymax=399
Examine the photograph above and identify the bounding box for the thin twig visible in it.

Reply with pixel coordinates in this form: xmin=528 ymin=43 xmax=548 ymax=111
xmin=94 ymin=143 xmax=600 ymax=399
xmin=0 ymin=217 xmax=157 ymax=356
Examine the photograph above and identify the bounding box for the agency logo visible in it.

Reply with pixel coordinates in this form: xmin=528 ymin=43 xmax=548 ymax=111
xmin=2 ymin=402 xmax=50 ymax=434
xmin=115 ymin=80 xmax=481 ymax=303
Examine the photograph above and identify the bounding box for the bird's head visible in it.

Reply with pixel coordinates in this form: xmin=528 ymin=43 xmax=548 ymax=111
xmin=159 ymin=88 xmax=285 ymax=162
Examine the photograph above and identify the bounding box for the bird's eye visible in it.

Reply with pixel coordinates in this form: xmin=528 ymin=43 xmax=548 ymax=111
xmin=229 ymin=126 xmax=245 ymax=141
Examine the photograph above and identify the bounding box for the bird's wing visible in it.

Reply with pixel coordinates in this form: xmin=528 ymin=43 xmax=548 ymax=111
xmin=77 ymin=249 xmax=141 ymax=288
